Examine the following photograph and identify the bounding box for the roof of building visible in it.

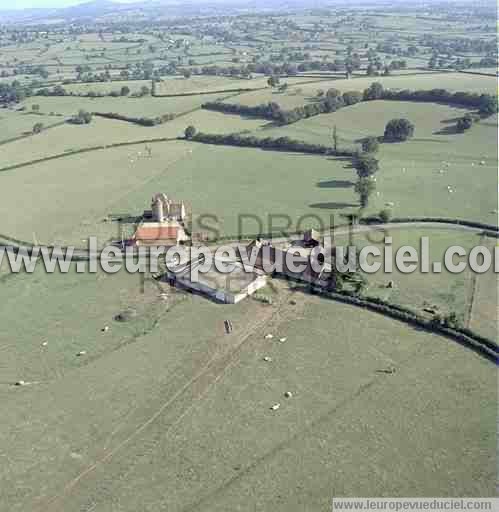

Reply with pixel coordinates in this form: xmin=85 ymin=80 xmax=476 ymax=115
xmin=134 ymin=223 xmax=179 ymax=242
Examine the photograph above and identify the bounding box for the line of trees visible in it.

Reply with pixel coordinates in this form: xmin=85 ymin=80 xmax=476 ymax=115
xmin=377 ymin=86 xmax=497 ymax=117
xmin=93 ymin=111 xmax=175 ymax=126
xmin=36 ymin=85 xmax=150 ymax=98
xmin=201 ymin=100 xmax=282 ymax=121
xmin=204 ymin=82 xmax=498 ymax=128
xmin=0 ymin=80 xmax=34 ymax=104
xmin=187 ymin=130 xmax=354 ymax=156
xmin=202 ymin=88 xmax=364 ymax=125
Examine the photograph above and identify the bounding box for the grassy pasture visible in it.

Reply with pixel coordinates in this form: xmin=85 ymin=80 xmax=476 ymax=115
xmin=0 ymin=288 xmax=494 ymax=510
xmin=0 ymin=109 xmax=62 ymax=142
xmin=0 ymin=140 xmax=194 ymax=246
xmin=154 ymin=75 xmax=269 ymax=95
xmin=0 ymin=140 xmax=353 ymax=244
xmin=0 ymin=109 xmax=265 ymax=169
xmin=334 ymin=227 xmax=489 ymax=328
xmin=20 ymin=92 xmax=231 ymax=117
xmin=63 ymin=79 xmax=154 ymax=96
xmin=251 ymin=100 xmax=498 ymax=224
xmin=468 ymin=236 xmax=498 ymax=340
xmin=226 ymin=72 xmax=497 ymax=110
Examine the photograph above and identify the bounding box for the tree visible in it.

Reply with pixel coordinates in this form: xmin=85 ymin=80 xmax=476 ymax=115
xmin=384 ymin=118 xmax=415 ymax=142
xmin=332 ymin=125 xmax=338 ymax=153
xmin=355 ymin=177 xmax=376 ymax=208
xmin=185 ymin=125 xmax=196 ymax=139
xmin=183 ymin=69 xmax=192 ymax=79
xmin=120 ymin=86 xmax=130 ymax=96
xmin=378 ymin=208 xmax=392 ymax=223
xmin=267 ymin=75 xmax=280 ymax=88
xmin=31 ymin=104 xmax=40 ymax=113
xmin=478 ymin=94 xmax=498 ymax=117
xmin=456 ymin=114 xmax=473 ymax=132
xmin=32 ymin=122 xmax=43 ymax=134
xmin=354 ymin=154 xmax=379 ymax=178
xmin=326 ymin=88 xmax=341 ymax=99
xmin=363 ymin=81 xmax=384 ymax=101
xmin=362 ymin=136 xmax=379 ymax=153
xmin=139 ymin=85 xmax=150 ymax=96
xmin=71 ymin=109 xmax=92 ymax=124
xmin=342 ymin=91 xmax=363 ymax=105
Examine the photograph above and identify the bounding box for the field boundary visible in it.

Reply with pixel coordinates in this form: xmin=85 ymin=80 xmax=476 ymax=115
xmin=286 ymin=279 xmax=498 ymax=362
xmin=361 ymin=216 xmax=499 ymax=235
xmin=0 ymin=119 xmax=67 ymax=147
xmin=0 ymin=137 xmax=178 ymax=173
xmin=152 ymin=86 xmax=267 ymax=98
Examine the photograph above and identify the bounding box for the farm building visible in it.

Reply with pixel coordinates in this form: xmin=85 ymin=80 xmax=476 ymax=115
xmin=167 ymin=256 xmax=267 ymax=304
xmin=132 ymin=220 xmax=189 ymax=246
xmin=149 ymin=193 xmax=186 ymax=222
xmin=244 ymin=239 xmax=333 ymax=286
xmin=133 ymin=192 xmax=190 ymax=246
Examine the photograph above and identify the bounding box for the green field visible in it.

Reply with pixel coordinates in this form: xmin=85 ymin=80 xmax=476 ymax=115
xmin=333 ymin=227 xmax=493 ymax=333
xmin=226 ymin=72 xmax=497 ymax=110
xmin=251 ymin=100 xmax=498 ymax=223
xmin=0 ymin=108 xmax=63 ymax=142
xmin=0 ymin=110 xmax=265 ymax=169
xmin=0 ymin=99 xmax=496 ymax=246
xmin=0 ymin=2 xmax=497 ymax=507
xmin=0 ymin=283 xmax=494 ymax=510
xmin=0 ymin=140 xmax=351 ymax=245
xmin=20 ymin=92 xmax=231 ymax=118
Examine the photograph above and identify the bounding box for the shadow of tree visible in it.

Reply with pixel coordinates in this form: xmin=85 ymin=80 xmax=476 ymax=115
xmin=316 ymin=179 xmax=354 ymax=189
xmin=109 ymin=213 xmax=142 ymax=224
xmin=309 ymin=202 xmax=358 ymax=209
xmin=440 ymin=116 xmax=464 ymax=125
xmin=433 ymin=125 xmax=461 ymax=135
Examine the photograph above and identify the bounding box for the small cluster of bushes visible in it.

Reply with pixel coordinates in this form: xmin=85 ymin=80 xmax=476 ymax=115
xmin=456 ymin=113 xmax=477 ymax=132
xmin=69 ymin=109 xmax=92 ymax=125
xmin=93 ymin=111 xmax=175 ymax=126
